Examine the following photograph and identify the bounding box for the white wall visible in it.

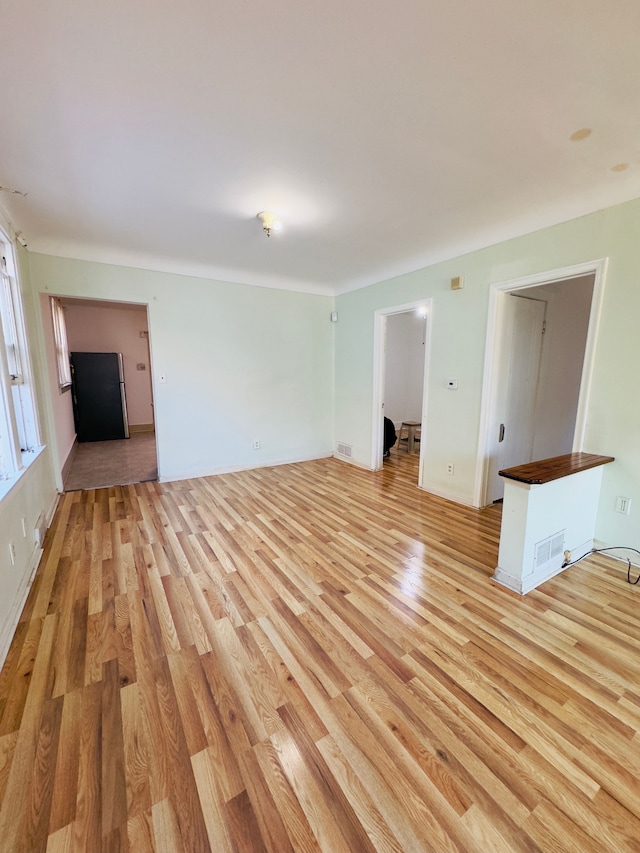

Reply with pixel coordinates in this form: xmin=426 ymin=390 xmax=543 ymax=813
xmin=28 ymin=254 xmax=334 ymax=482
xmin=64 ymin=301 xmax=153 ymax=426
xmin=334 ymin=197 xmax=640 ymax=556
xmin=384 ymin=312 xmax=426 ymax=427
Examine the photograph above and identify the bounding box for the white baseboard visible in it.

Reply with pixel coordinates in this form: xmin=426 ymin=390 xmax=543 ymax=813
xmin=493 ymin=538 xmax=594 ymax=595
xmin=0 ymin=543 xmax=44 ymax=670
xmin=61 ymin=438 xmax=77 ymax=484
xmin=333 ymin=453 xmax=376 ymax=471
xmin=46 ymin=489 xmax=60 ymax=527
xmin=418 ymin=482 xmax=476 ymax=508
xmin=593 ymin=540 xmax=640 ymax=568
xmin=159 ymin=452 xmax=333 ymax=483
xmin=0 ymin=490 xmax=59 ymax=670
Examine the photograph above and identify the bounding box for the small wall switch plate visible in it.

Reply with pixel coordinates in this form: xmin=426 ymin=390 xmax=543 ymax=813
xmin=159 ymin=372 xmax=167 ymax=383
xmin=446 ymin=379 xmax=458 ymax=390
xmin=330 ymin=311 xmax=338 ymax=323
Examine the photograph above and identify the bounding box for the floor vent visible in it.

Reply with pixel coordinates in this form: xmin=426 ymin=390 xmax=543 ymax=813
xmin=534 ymin=530 xmax=565 ymax=571
xmin=336 ymin=442 xmax=353 ymax=458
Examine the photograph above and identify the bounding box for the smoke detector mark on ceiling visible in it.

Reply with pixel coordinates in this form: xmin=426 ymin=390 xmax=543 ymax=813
xmin=570 ymin=128 xmax=592 ymax=142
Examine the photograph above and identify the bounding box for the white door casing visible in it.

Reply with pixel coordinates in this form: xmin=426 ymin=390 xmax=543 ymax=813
xmin=475 ymin=259 xmax=608 ymax=508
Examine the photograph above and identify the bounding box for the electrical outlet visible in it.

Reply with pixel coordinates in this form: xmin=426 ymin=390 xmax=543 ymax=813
xmin=8 ymin=542 xmax=16 ymax=566
xmin=446 ymin=462 xmax=454 ymax=475
xmin=615 ymin=496 xmax=631 ymax=515
xmin=253 ymin=440 xmax=261 ymax=450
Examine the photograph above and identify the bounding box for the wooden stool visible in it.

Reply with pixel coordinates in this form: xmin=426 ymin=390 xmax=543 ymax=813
xmin=398 ymin=421 xmax=421 ymax=454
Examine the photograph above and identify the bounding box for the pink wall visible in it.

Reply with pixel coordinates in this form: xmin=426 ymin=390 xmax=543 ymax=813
xmin=64 ymin=301 xmax=154 ymax=426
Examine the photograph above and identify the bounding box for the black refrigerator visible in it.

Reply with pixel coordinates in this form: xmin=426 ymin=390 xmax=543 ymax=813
xmin=70 ymin=352 xmax=130 ymax=442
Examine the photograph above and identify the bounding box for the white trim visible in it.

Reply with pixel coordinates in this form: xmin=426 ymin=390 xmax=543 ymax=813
xmin=418 ymin=482 xmax=475 ymax=507
xmin=332 ymin=453 xmax=376 ymax=472
xmin=371 ymin=299 xmax=432 ymax=477
xmin=45 ymin=488 xmax=60 ymax=527
xmin=29 ymin=243 xmax=335 ymax=297
xmin=493 ymin=538 xmax=594 ymax=594
xmin=158 ymin=452 xmax=333 ymax=483
xmin=0 ymin=488 xmax=58 ymax=670
xmin=593 ymin=540 xmax=640 ymax=570
xmin=474 ymin=259 xmax=608 ymax=508
xmin=0 ymin=444 xmax=45 ymax=501
xmin=0 ymin=544 xmax=42 ymax=668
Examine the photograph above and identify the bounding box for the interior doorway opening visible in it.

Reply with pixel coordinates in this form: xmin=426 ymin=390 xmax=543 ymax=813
xmin=40 ymin=294 xmax=158 ymax=491
xmin=372 ymin=299 xmax=431 ymax=480
xmin=476 ymin=260 xmax=607 ymax=507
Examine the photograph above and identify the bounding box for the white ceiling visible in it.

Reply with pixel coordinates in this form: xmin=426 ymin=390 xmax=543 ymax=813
xmin=1 ymin=0 xmax=639 ymax=296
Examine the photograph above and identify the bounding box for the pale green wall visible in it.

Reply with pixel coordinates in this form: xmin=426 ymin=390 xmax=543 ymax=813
xmin=3 ymin=194 xmax=640 ymax=662
xmin=28 ymin=254 xmax=334 ymax=481
xmin=334 ymin=197 xmax=640 ymax=554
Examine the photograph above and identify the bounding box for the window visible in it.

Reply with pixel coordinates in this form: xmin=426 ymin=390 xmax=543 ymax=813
xmin=0 ymin=229 xmax=40 ymax=480
xmin=50 ymin=297 xmax=72 ymax=389
xmin=0 ymin=255 xmax=22 ymax=381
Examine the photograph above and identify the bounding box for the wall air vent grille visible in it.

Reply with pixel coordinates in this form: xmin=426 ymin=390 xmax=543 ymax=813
xmin=336 ymin=443 xmax=353 ymax=458
xmin=534 ymin=530 xmax=565 ymax=571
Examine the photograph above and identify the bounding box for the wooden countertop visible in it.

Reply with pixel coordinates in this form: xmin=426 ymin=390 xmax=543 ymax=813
xmin=499 ymin=452 xmax=615 ymax=485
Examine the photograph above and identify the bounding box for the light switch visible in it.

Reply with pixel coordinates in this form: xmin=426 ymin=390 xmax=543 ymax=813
xmin=447 ymin=379 xmax=458 ymax=390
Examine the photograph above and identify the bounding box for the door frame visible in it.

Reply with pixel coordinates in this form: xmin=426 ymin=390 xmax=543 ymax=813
xmin=485 ymin=295 xmax=546 ymax=504
xmin=38 ymin=294 xmax=157 ymax=491
xmin=371 ymin=298 xmax=432 ymax=477
xmin=474 ymin=258 xmax=608 ymax=507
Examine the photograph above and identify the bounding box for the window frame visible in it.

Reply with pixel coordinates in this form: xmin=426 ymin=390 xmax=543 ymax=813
xmin=50 ymin=296 xmax=72 ymax=390
xmin=0 ymin=255 xmax=23 ymax=383
xmin=0 ymin=227 xmax=41 ymax=480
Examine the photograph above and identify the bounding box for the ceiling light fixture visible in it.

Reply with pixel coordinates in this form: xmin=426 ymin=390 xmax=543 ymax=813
xmin=257 ymin=211 xmax=282 ymax=238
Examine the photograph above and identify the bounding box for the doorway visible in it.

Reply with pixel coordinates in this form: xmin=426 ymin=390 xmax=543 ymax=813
xmin=372 ymin=299 xmax=431 ymax=478
xmin=42 ymin=295 xmax=158 ymax=490
xmin=476 ymin=260 xmax=607 ymax=506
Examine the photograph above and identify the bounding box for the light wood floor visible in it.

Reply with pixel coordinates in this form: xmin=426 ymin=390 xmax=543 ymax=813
xmin=1 ymin=452 xmax=640 ymax=852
